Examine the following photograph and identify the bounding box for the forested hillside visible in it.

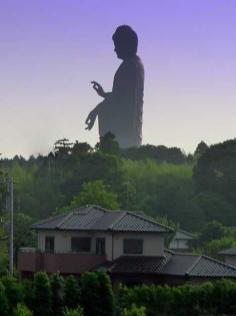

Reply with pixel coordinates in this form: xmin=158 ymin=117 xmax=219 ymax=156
xmin=1 ymin=135 xmax=236 ymax=267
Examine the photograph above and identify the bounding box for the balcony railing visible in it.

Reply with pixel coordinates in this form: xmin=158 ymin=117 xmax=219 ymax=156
xmin=18 ymin=248 xmax=107 ymax=275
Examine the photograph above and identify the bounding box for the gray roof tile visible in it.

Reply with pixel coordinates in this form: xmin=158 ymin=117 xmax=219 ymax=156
xmin=162 ymin=253 xmax=198 ymax=275
xmin=97 ymin=251 xmax=236 ymax=278
xmin=188 ymin=255 xmax=236 ymax=277
xmin=32 ymin=205 xmax=172 ymax=233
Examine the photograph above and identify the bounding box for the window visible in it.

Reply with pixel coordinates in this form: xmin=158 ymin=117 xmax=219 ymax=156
xmin=45 ymin=236 xmax=54 ymax=253
xmin=123 ymin=239 xmax=143 ymax=255
xmin=71 ymin=237 xmax=91 ymax=252
xmin=96 ymin=238 xmax=106 ymax=255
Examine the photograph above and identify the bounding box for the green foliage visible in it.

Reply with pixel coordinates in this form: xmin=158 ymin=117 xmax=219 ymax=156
xmin=196 ymin=220 xmax=226 ymax=246
xmin=0 ymin=280 xmax=9 ymax=316
xmin=97 ymin=272 xmax=115 ymax=316
xmin=79 ymin=272 xmax=100 ymax=316
xmin=79 ymin=272 xmax=114 ymax=316
xmin=14 ymin=212 xmax=36 ymax=260
xmin=95 ymin=133 xmax=120 ymax=155
xmin=1 ymin=276 xmax=24 ymax=313
xmin=63 ymin=306 xmax=83 ymax=316
xmin=193 ymin=139 xmax=236 ymax=206
xmin=123 ymin=304 xmax=146 ymax=316
xmin=50 ymin=273 xmax=65 ymax=316
xmin=64 ymin=276 xmax=80 ymax=309
xmin=59 ymin=181 xmax=119 ymax=213
xmin=22 ymin=279 xmax=34 ymax=311
xmin=117 ymin=280 xmax=236 ymax=316
xmin=2 ymin=138 xmax=236 ymax=243
xmin=14 ymin=303 xmax=32 ymax=316
xmin=33 ymin=272 xmax=52 ymax=316
xmin=192 ymin=221 xmax=236 ymax=258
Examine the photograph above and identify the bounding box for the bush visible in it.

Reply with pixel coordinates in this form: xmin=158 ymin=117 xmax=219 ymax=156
xmin=14 ymin=303 xmax=32 ymax=316
xmin=0 ymin=281 xmax=9 ymax=316
xmin=33 ymin=272 xmax=52 ymax=316
xmin=22 ymin=279 xmax=34 ymax=311
xmin=64 ymin=275 xmax=80 ymax=309
xmin=1 ymin=276 xmax=24 ymax=313
xmin=123 ymin=304 xmax=146 ymax=316
xmin=97 ymin=272 xmax=115 ymax=316
xmin=80 ymin=272 xmax=100 ymax=316
xmin=63 ymin=306 xmax=83 ymax=316
xmin=50 ymin=273 xmax=65 ymax=316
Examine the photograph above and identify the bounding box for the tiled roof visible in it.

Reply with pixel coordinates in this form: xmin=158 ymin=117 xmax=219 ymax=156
xmin=32 ymin=205 xmax=172 ymax=233
xmin=188 ymin=255 xmax=236 ymax=277
xmin=162 ymin=253 xmax=198 ymax=275
xmin=218 ymin=247 xmax=236 ymax=255
xmin=104 ymin=254 xmax=172 ymax=274
xmin=97 ymin=251 xmax=236 ymax=278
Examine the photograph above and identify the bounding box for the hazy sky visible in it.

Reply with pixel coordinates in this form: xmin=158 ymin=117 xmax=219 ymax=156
xmin=1 ymin=0 xmax=236 ymax=158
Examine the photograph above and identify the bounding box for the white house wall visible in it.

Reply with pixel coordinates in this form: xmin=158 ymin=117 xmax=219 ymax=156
xmin=112 ymin=232 xmax=164 ymax=259
xmin=37 ymin=230 xmax=164 ymax=261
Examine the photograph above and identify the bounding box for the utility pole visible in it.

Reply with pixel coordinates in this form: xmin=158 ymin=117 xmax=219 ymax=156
xmin=7 ymin=177 xmax=14 ymax=276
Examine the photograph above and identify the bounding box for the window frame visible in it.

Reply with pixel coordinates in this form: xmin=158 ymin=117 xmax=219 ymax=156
xmin=123 ymin=238 xmax=143 ymax=255
xmin=96 ymin=238 xmax=106 ymax=255
xmin=71 ymin=237 xmax=91 ymax=253
xmin=45 ymin=236 xmax=55 ymax=253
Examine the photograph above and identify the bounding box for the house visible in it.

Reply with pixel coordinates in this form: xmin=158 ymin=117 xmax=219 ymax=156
xmin=218 ymin=247 xmax=236 ymax=266
xmin=18 ymin=205 xmax=236 ymax=286
xmin=169 ymin=229 xmax=195 ymax=252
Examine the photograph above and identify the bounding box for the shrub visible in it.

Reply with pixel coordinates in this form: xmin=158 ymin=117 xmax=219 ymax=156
xmin=63 ymin=306 xmax=83 ymax=316
xmin=123 ymin=304 xmax=146 ymax=316
xmin=50 ymin=273 xmax=65 ymax=316
xmin=97 ymin=272 xmax=115 ymax=316
xmin=33 ymin=272 xmax=52 ymax=316
xmin=1 ymin=276 xmax=24 ymax=313
xmin=0 ymin=281 xmax=9 ymax=316
xmin=64 ymin=275 xmax=80 ymax=309
xmin=14 ymin=303 xmax=32 ymax=316
xmin=79 ymin=272 xmax=100 ymax=316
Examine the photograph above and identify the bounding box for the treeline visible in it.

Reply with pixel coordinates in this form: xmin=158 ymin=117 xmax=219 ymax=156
xmin=0 ymin=135 xmax=236 ymax=245
xmin=1 ymin=272 xmax=236 ymax=316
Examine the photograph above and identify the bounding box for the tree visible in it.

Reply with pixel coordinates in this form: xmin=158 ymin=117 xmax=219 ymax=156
xmin=123 ymin=304 xmax=146 ymax=316
xmin=1 ymin=277 xmax=24 ymax=314
xmin=195 ymin=221 xmax=226 ymax=247
xmin=95 ymin=133 xmax=120 ymax=155
xmin=14 ymin=303 xmax=32 ymax=316
xmin=33 ymin=272 xmax=52 ymax=316
xmin=194 ymin=141 xmax=209 ymax=157
xmin=0 ymin=281 xmax=8 ymax=316
xmin=97 ymin=273 xmax=114 ymax=316
xmin=59 ymin=181 xmax=119 ymax=213
xmin=14 ymin=213 xmax=36 ymax=262
xmin=193 ymin=139 xmax=236 ymax=206
xmin=50 ymin=273 xmax=65 ymax=316
xmin=63 ymin=307 xmax=83 ymax=316
xmin=64 ymin=276 xmax=80 ymax=309
xmin=79 ymin=272 xmax=100 ymax=316
xmin=193 ymin=193 xmax=236 ymax=226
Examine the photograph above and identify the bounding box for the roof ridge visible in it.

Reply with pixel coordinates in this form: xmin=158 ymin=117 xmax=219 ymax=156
xmin=86 ymin=204 xmax=109 ymax=213
xmin=109 ymin=211 xmax=127 ymax=229
xmin=127 ymin=211 xmax=173 ymax=232
xmin=201 ymin=254 xmax=236 ymax=271
xmin=31 ymin=212 xmax=68 ymax=228
xmin=56 ymin=212 xmax=74 ymax=229
xmin=185 ymin=255 xmax=202 ymax=275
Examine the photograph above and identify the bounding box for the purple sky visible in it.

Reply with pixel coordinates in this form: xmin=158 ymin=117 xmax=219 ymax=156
xmin=1 ymin=0 xmax=236 ymax=157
